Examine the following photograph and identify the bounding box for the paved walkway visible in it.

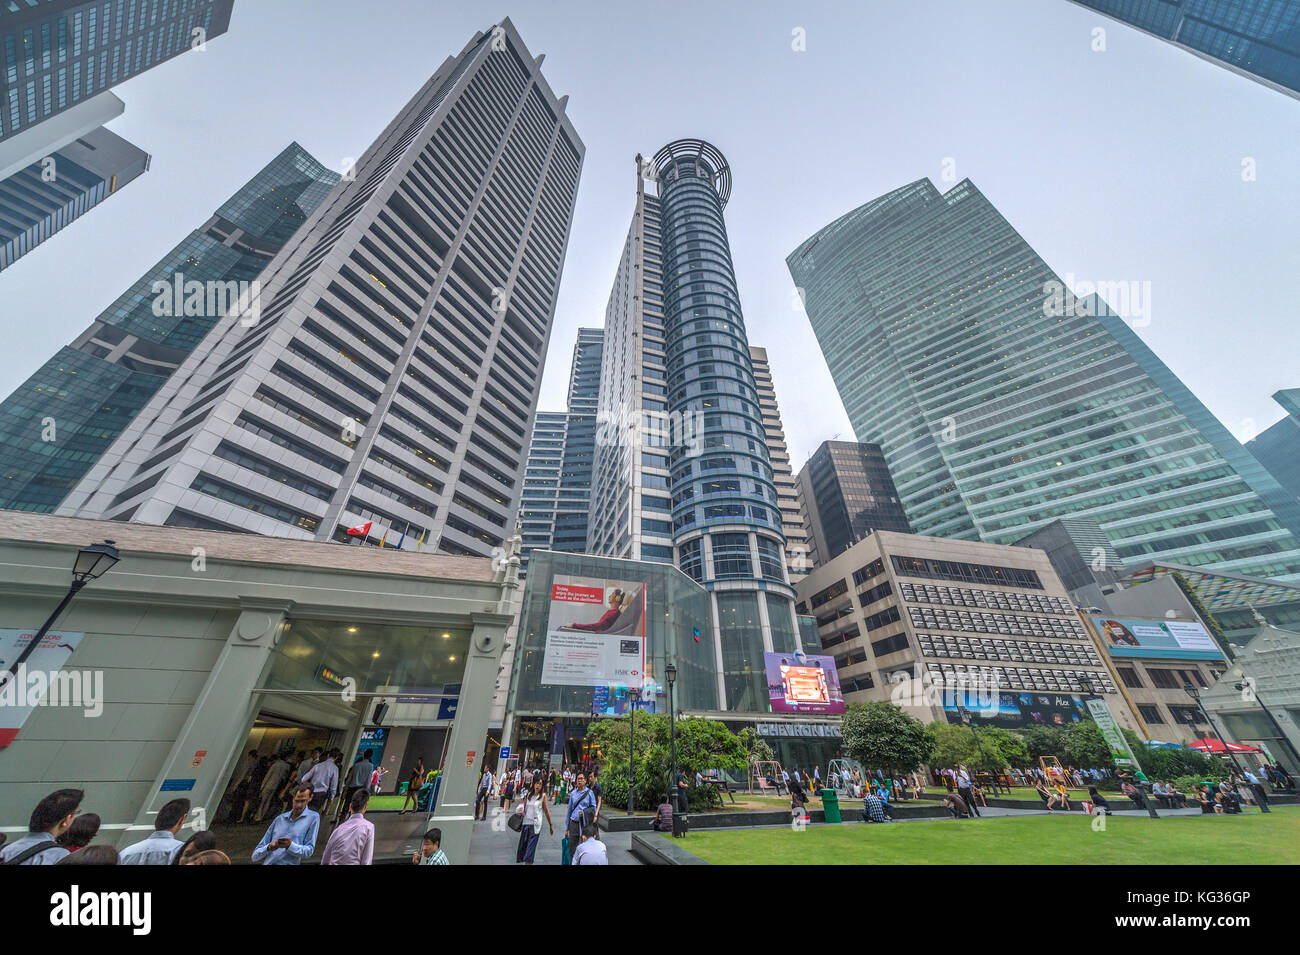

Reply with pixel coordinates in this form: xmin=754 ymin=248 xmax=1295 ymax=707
xmin=466 ymin=809 xmax=642 ymax=865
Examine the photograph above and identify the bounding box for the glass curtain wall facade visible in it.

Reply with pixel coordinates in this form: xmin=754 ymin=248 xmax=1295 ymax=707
xmin=590 ymin=140 xmax=801 ymax=713
xmin=0 ymin=0 xmax=234 ymax=150
xmin=506 ymin=550 xmax=717 ymax=718
xmin=519 ymin=411 xmax=567 ymax=574
xmin=789 ymin=178 xmax=1300 ymax=586
xmin=58 ymin=20 xmax=584 ymax=559
xmin=796 ymin=439 xmax=912 ymax=566
xmin=1065 ymin=0 xmax=1300 ymax=100
xmin=0 ymin=141 xmax=338 ymax=511
xmin=1247 ymin=389 xmax=1300 ymax=502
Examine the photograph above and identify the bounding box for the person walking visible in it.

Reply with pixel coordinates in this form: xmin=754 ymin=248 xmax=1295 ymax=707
xmin=301 ymin=749 xmax=339 ymax=814
xmin=119 ymin=798 xmax=189 ymax=864
xmin=322 ymin=790 xmax=375 ymax=865
xmin=565 ymin=771 xmax=598 ymax=849
xmin=339 ymin=749 xmax=374 ymax=824
xmin=257 ymin=752 xmax=293 ymax=823
xmin=401 ymin=758 xmax=426 ymax=814
xmin=475 ymin=765 xmax=494 ymax=820
xmin=515 ymin=776 xmax=553 ymax=865
xmin=252 ymin=784 xmax=320 ymax=864
xmin=1 ymin=789 xmax=83 ymax=865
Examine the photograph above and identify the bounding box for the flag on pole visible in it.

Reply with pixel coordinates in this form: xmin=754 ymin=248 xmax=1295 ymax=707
xmin=416 ymin=529 xmax=426 ymax=552
xmin=378 ymin=526 xmax=389 ymax=548
xmin=346 ymin=521 xmax=372 ymax=537
xmin=396 ymin=523 xmax=408 ymax=550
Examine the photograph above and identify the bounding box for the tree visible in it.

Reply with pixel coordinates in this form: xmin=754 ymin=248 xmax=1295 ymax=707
xmin=1122 ymin=729 xmax=1223 ymax=780
xmin=976 ymin=726 xmax=1029 ymax=772
xmin=1063 ymin=720 xmax=1114 ymax=769
xmin=738 ymin=726 xmax=774 ymax=764
xmin=1021 ymin=725 xmax=1068 ymax=763
xmin=925 ymin=720 xmax=978 ymax=769
xmin=842 ymin=701 xmax=934 ymax=774
xmin=586 ymin=713 xmax=748 ymax=811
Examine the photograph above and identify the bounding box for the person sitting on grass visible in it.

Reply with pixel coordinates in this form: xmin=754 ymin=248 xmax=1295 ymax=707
xmin=862 ymin=790 xmax=890 ymax=824
xmin=943 ymin=792 xmax=970 ymax=818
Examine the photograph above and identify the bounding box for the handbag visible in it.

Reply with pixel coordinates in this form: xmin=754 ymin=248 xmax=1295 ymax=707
xmin=508 ymin=802 xmax=524 ymax=831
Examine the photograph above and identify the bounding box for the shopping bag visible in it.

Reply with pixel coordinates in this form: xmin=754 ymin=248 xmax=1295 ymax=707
xmin=561 ymin=834 xmax=571 ymax=866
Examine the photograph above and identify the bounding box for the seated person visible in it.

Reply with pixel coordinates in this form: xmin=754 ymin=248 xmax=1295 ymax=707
xmin=1119 ymin=779 xmax=1145 ymax=808
xmin=651 ymin=795 xmax=673 ymax=833
xmin=566 ymin=590 xmax=626 ymax=633
xmin=970 ymin=783 xmax=988 ymax=808
xmin=1218 ymin=789 xmax=1242 ymax=814
xmin=1195 ymin=786 xmax=1220 ymax=814
xmin=862 ymin=791 xmax=890 ymax=823
xmin=1163 ymin=781 xmax=1187 ymax=808
xmin=1151 ymin=780 xmax=1172 ymax=808
xmin=1035 ymin=781 xmax=1053 ymax=807
xmin=1087 ymin=786 xmax=1111 ymax=815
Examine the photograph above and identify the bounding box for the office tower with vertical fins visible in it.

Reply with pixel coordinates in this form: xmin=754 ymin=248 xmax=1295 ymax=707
xmin=58 ymin=19 xmax=584 ymax=557
xmin=749 ymin=345 xmax=808 ymax=581
xmin=590 ymin=140 xmax=799 ymax=713
xmin=0 ymin=141 xmax=337 ymax=511
xmin=789 ymin=178 xmax=1300 ymax=586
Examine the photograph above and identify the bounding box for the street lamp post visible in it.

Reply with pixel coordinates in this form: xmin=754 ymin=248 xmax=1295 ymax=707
xmin=1234 ymin=680 xmax=1300 ymax=774
xmin=0 ymin=540 xmax=120 ymax=690
xmin=665 ymin=663 xmax=679 ymax=833
xmin=1184 ymin=683 xmax=1264 ymax=811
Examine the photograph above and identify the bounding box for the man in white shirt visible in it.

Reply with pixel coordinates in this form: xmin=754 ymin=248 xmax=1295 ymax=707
xmin=301 ymin=750 xmax=339 ymax=813
xmin=572 ymin=824 xmax=608 ymax=865
xmin=119 ymin=798 xmax=189 ymax=864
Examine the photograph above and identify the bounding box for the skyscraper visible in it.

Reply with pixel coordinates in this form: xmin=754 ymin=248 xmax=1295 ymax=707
xmin=0 ymin=1 xmax=234 ymax=158
xmin=796 ymin=439 xmax=912 ymax=566
xmin=590 ymin=140 xmax=798 ymax=712
xmin=0 ymin=123 xmax=147 ymax=270
xmin=518 ymin=410 xmax=567 ymax=574
xmin=789 ymin=178 xmax=1300 ymax=586
xmin=1065 ymin=1 xmax=1300 ymax=100
xmin=58 ymin=19 xmax=584 ymax=557
xmin=0 ymin=141 xmax=337 ymax=511
xmin=750 ymin=345 xmax=808 ymax=580
xmin=1247 ymin=389 xmax=1300 ymax=502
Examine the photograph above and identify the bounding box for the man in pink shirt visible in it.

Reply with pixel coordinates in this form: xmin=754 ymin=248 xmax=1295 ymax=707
xmin=321 ymin=790 xmax=374 ymax=865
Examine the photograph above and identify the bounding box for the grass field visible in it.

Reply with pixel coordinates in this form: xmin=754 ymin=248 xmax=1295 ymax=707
xmin=682 ymin=807 xmax=1300 ymax=865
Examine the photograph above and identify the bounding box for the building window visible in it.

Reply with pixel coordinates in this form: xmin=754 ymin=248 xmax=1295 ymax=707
xmin=711 ymin=533 xmax=752 ymax=579
xmin=1147 ymin=669 xmax=1182 ymax=690
xmin=679 ymin=538 xmax=703 ymax=582
xmin=1138 ymin=705 xmax=1165 ymax=725
xmin=1116 ymin=666 xmax=1144 ymax=689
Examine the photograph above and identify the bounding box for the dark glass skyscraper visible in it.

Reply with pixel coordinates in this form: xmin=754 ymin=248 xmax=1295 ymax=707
xmin=0 ymin=141 xmax=338 ymax=511
xmin=1066 ymin=1 xmax=1300 ymax=99
xmin=789 ymin=178 xmax=1300 ymax=586
xmin=797 ymin=440 xmax=912 ymax=566
xmin=1247 ymin=389 xmax=1300 ymax=502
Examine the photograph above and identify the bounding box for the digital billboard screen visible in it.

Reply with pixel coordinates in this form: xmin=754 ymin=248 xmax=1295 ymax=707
xmin=1088 ymin=615 xmax=1224 ymax=660
xmin=764 ymin=651 xmax=845 ymax=715
xmin=540 ymin=575 xmax=646 ymax=688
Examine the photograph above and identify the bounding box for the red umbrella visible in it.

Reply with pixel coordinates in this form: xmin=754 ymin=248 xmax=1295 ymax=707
xmin=1187 ymin=737 xmax=1262 ymax=754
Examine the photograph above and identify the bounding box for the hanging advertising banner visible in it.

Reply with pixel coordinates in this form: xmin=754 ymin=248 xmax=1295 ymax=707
xmin=1088 ymin=615 xmax=1223 ymax=660
xmin=764 ymin=651 xmax=845 ymax=715
xmin=0 ymin=629 xmax=87 ymax=747
xmin=541 ymin=575 xmax=646 ymax=688
xmin=1087 ymin=698 xmax=1144 ymax=776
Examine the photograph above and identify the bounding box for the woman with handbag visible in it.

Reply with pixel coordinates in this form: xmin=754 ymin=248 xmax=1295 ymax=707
xmin=514 ymin=777 xmax=553 ymax=865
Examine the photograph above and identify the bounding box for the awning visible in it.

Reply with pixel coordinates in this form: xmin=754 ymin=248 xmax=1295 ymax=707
xmin=1187 ymin=737 xmax=1263 ymax=754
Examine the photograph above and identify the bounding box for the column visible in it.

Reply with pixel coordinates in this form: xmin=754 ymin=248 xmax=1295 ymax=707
xmin=122 ymin=600 xmax=290 ymax=849
xmin=430 ymin=611 xmax=511 ymax=864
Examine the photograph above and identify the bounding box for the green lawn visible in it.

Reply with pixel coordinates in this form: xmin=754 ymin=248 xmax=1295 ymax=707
xmin=682 ymin=807 xmax=1300 ymax=865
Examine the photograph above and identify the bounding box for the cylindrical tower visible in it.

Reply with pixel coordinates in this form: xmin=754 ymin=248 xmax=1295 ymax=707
xmin=652 ymin=138 xmax=798 ymax=711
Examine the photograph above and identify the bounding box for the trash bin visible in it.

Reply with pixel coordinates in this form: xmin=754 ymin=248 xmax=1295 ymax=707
xmin=821 ymin=788 xmax=841 ymax=823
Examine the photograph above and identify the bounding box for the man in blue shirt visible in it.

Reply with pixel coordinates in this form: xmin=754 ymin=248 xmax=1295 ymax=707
xmin=252 ymin=784 xmax=319 ymax=865
xmin=565 ymin=772 xmax=597 ymax=848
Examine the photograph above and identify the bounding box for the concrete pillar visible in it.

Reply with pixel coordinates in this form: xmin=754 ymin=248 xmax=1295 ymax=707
xmin=430 ymin=611 xmax=511 ymax=864
xmin=122 ymin=601 xmax=289 ymax=849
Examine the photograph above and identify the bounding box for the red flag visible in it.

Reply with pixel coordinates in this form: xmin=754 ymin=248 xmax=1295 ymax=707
xmin=346 ymin=521 xmax=372 ymax=537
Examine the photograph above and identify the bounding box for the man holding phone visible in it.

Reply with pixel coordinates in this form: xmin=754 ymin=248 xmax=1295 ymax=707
xmin=252 ymin=783 xmax=320 ymax=865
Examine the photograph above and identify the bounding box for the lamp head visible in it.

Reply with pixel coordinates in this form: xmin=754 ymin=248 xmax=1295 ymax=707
xmin=72 ymin=540 xmax=120 ymax=584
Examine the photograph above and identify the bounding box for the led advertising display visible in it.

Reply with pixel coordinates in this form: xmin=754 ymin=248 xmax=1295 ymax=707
xmin=764 ymin=651 xmax=845 ymax=715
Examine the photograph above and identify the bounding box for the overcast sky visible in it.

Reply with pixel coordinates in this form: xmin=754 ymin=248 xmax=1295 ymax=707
xmin=3 ymin=0 xmax=1297 ymax=471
